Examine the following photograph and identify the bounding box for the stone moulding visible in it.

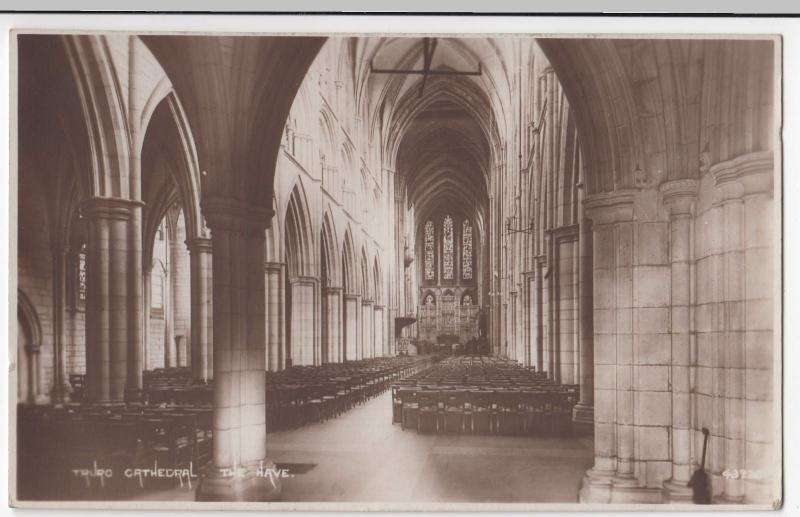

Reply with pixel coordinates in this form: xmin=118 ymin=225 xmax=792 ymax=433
xmin=80 ymin=197 xmax=144 ymax=221
xmin=659 ymin=179 xmax=699 ymax=215
xmin=201 ymin=196 xmax=274 ymax=235
xmin=582 ymin=189 xmax=637 ymax=225
xmin=710 ymin=150 xmax=774 ymax=196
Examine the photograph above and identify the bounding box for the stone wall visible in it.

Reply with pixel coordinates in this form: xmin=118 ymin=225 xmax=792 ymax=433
xmin=580 ymin=152 xmax=777 ymax=504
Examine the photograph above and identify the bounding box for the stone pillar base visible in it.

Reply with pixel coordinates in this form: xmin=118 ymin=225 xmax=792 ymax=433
xmin=50 ymin=383 xmax=73 ymax=405
xmin=714 ymin=493 xmax=745 ymax=505
xmin=579 ymin=470 xmax=662 ymax=504
xmin=196 ymin=461 xmax=282 ymax=502
xmin=572 ymin=403 xmax=594 ymax=434
xmin=661 ymin=479 xmax=693 ymax=503
xmin=30 ymin=394 xmax=50 ymax=406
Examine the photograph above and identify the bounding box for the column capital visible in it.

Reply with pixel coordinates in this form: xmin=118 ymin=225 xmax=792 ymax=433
xmin=324 ymin=286 xmax=343 ymax=294
xmin=185 ymin=236 xmax=213 ymax=254
xmin=289 ymin=275 xmax=317 ymax=286
xmin=24 ymin=344 xmax=42 ymax=356
xmin=362 ymin=298 xmax=374 ymax=306
xmin=583 ymin=189 xmax=636 ymax=225
xmin=264 ymin=260 xmax=283 ymax=273
xmin=659 ymin=179 xmax=699 ymax=216
xmin=80 ymin=197 xmax=144 ymax=221
xmin=711 ymin=151 xmax=774 ymax=198
xmin=344 ymin=293 xmax=360 ymax=301
xmin=201 ymin=197 xmax=274 ymax=236
xmin=546 ymin=223 xmax=579 ymax=241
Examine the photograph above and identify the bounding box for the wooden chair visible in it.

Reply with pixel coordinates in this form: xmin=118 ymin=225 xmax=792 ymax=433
xmin=442 ymin=390 xmax=466 ymax=433
xmin=400 ymin=388 xmax=419 ymax=430
xmin=417 ymin=390 xmax=439 ymax=434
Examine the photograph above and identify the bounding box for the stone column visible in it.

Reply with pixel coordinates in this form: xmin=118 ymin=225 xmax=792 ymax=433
xmin=509 ymin=290 xmax=518 ymax=362
xmin=718 ymin=175 xmax=746 ymax=503
xmin=660 ymin=179 xmax=699 ymax=502
xmin=374 ymin=305 xmax=385 ymax=357
xmin=25 ymin=344 xmax=47 ymax=405
xmin=128 ymin=202 xmax=144 ymax=393
xmin=573 ymin=217 xmax=595 ymax=430
xmin=51 ymin=244 xmax=72 ymax=403
xmin=143 ymin=267 xmax=152 ymax=371
xmin=579 ymin=190 xmax=636 ymax=503
xmin=277 ymin=264 xmax=286 ymax=370
xmin=522 ymin=272 xmax=532 ymax=368
xmin=711 ymin=152 xmax=775 ymax=503
xmin=344 ymin=294 xmax=359 ymax=361
xmin=551 ymin=226 xmax=579 ymax=384
xmin=362 ymin=299 xmax=374 ymax=358
xmin=265 ymin=261 xmax=283 ymax=371
xmin=195 ymin=199 xmax=279 ymax=502
xmin=534 ymin=255 xmax=545 ymax=372
xmin=163 ymin=256 xmax=176 ymax=369
xmin=170 ymin=219 xmax=191 ymax=367
xmin=83 ymin=197 xmax=142 ymax=402
xmin=290 ymin=277 xmax=317 ymax=366
xmin=188 ymin=237 xmax=213 ymax=381
xmin=738 ymin=155 xmax=775 ymax=504
xmin=324 ymin=287 xmax=343 ymax=363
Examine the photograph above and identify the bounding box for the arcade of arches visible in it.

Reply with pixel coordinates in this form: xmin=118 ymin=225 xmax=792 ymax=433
xmin=15 ymin=34 xmax=779 ymax=504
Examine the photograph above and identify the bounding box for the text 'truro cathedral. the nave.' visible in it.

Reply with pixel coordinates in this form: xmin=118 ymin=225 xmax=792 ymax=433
xmin=13 ymin=33 xmax=780 ymax=507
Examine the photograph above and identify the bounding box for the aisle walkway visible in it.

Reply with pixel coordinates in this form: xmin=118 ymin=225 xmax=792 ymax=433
xmin=268 ymin=390 xmax=592 ymax=503
xmin=135 ymin=390 xmax=592 ymax=503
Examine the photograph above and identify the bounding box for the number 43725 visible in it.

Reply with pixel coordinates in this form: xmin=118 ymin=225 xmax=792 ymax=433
xmin=722 ymin=469 xmax=763 ymax=480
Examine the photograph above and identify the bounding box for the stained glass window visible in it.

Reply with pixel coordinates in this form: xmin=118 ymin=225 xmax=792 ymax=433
xmin=443 ymin=215 xmax=454 ymax=280
xmin=78 ymin=244 xmax=87 ymax=304
xmin=462 ymin=219 xmax=473 ymax=280
xmin=424 ymin=220 xmax=435 ymax=281
xmin=462 ymin=294 xmax=473 ymax=306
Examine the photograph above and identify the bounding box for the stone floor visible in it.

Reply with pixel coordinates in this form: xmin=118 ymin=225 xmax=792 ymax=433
xmin=135 ymin=390 xmax=593 ymax=503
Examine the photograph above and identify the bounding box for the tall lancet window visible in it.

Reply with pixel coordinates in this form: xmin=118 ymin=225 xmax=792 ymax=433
xmin=443 ymin=215 xmax=454 ymax=280
xmin=77 ymin=243 xmax=87 ymax=304
xmin=462 ymin=219 xmax=473 ymax=280
xmin=424 ymin=220 xmax=435 ymax=281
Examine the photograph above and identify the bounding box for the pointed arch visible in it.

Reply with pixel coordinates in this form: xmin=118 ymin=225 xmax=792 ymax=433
xmin=283 ymin=180 xmax=315 ymax=279
xmin=265 ymin=194 xmax=282 ymax=263
xmin=372 ymin=256 xmax=384 ymax=306
xmin=318 ymin=108 xmax=338 ymax=164
xmin=16 ymin=289 xmax=43 ymax=404
xmin=289 ymin=81 xmax=314 ymax=137
xmin=141 ymin=91 xmax=206 ymax=268
xmin=62 ymin=34 xmax=132 ymax=199
xmin=341 ymin=225 xmax=358 ymax=295
xmin=17 ymin=289 xmax=42 ymax=349
xmin=360 ymin=246 xmax=372 ymax=300
xmin=320 ymin=207 xmax=340 ymax=287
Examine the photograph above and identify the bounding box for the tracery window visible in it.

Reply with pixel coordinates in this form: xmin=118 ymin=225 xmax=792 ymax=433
xmin=462 ymin=219 xmax=473 ymax=280
xmin=77 ymin=243 xmax=87 ymax=304
xmin=462 ymin=294 xmax=473 ymax=306
xmin=442 ymin=215 xmax=454 ymax=280
xmin=424 ymin=293 xmax=435 ymax=305
xmin=424 ymin=220 xmax=435 ymax=281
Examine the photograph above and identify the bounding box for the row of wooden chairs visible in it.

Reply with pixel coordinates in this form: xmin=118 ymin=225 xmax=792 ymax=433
xmin=264 ymin=356 xmax=435 ymax=430
xmin=393 ymin=387 xmax=577 ymax=436
xmin=391 ymin=356 xmax=578 ymax=436
xmin=17 ymin=403 xmax=212 ymax=499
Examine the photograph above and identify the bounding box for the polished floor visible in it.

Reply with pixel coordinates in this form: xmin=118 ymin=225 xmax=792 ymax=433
xmin=136 ymin=390 xmax=593 ymax=503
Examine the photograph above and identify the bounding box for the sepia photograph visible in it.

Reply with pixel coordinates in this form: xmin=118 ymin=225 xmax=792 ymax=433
xmin=8 ymin=16 xmax=783 ymax=511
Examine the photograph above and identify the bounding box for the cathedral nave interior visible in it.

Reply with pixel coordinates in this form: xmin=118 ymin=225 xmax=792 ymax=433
xmin=14 ymin=33 xmax=779 ymax=506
